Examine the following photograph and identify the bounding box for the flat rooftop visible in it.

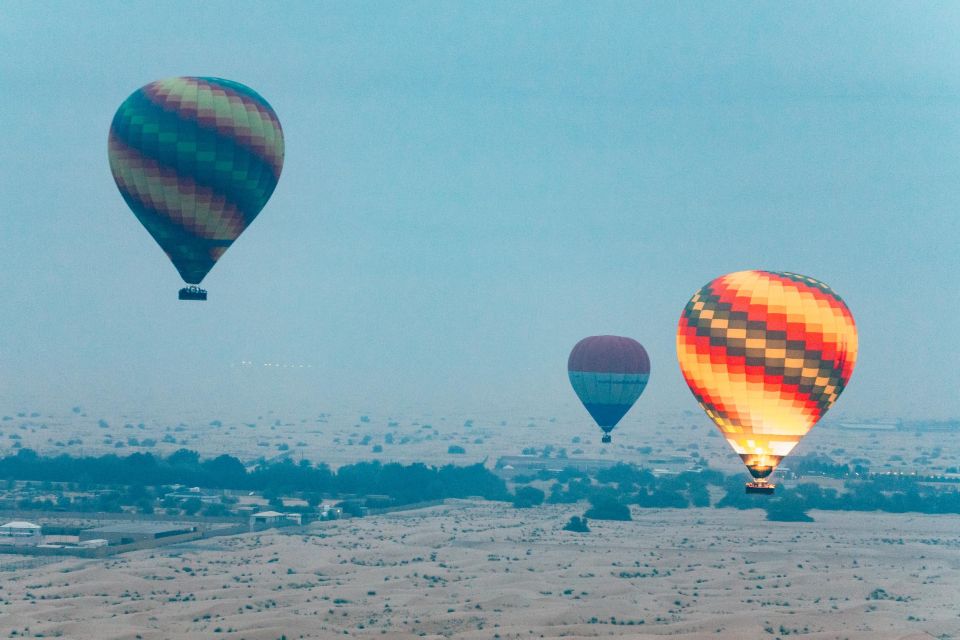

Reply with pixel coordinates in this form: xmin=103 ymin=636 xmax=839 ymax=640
xmin=84 ymin=523 xmax=193 ymax=535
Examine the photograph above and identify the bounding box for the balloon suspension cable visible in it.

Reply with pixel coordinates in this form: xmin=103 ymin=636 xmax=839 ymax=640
xmin=178 ymin=285 xmax=208 ymax=301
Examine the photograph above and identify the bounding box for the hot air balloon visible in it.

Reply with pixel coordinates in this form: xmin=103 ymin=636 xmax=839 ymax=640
xmin=568 ymin=336 xmax=651 ymax=443
xmin=676 ymin=271 xmax=857 ymax=494
xmin=108 ymin=77 xmax=284 ymax=300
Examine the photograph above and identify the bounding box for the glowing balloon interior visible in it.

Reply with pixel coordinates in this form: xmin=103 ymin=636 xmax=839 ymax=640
xmin=676 ymin=271 xmax=857 ymax=489
xmin=108 ymin=77 xmax=284 ymax=295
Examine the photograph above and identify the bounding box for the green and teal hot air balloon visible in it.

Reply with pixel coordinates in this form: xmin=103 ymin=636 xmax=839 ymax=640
xmin=108 ymin=77 xmax=284 ymax=300
xmin=568 ymin=336 xmax=651 ymax=444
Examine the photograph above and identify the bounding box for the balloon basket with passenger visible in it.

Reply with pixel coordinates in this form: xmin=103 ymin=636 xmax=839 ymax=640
xmin=743 ymin=456 xmax=777 ymax=494
xmin=178 ymin=286 xmax=207 ymax=301
xmin=745 ymin=479 xmax=776 ymax=495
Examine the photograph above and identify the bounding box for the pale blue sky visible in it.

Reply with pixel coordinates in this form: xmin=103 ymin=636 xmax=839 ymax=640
xmin=1 ymin=1 xmax=958 ymax=419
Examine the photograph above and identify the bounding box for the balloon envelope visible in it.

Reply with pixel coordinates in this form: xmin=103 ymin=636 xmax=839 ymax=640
xmin=108 ymin=77 xmax=284 ymax=284
xmin=568 ymin=336 xmax=650 ymax=435
xmin=676 ymin=271 xmax=857 ymax=479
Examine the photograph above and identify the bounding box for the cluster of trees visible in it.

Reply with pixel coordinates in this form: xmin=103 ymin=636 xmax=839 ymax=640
xmin=584 ymin=498 xmax=631 ymax=521
xmin=0 ymin=449 xmax=509 ymax=507
xmin=510 ymin=463 xmax=730 ymax=525
xmin=718 ymin=475 xmax=960 ymax=517
xmin=512 ymin=485 xmax=546 ymax=508
xmin=511 ymin=461 xmax=960 ymax=525
xmin=6 ymin=449 xmax=960 ymax=522
xmin=530 ymin=464 xmax=724 ymax=512
xmin=788 ymin=453 xmax=869 ymax=478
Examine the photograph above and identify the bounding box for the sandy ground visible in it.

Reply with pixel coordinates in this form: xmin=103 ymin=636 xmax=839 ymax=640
xmin=1 ymin=502 xmax=958 ymax=639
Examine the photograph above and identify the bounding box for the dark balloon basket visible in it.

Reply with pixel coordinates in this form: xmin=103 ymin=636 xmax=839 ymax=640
xmin=601 ymin=434 xmax=612 ymax=444
xmin=178 ymin=286 xmax=207 ymax=301
xmin=745 ymin=481 xmax=775 ymax=495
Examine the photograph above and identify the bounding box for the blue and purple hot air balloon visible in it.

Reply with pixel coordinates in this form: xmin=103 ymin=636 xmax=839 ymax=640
xmin=568 ymin=335 xmax=651 ymax=443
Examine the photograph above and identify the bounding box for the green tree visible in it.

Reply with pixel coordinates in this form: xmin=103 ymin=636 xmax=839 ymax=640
xmin=584 ymin=498 xmax=631 ymax=521
xmin=563 ymin=516 xmax=590 ymax=532
xmin=512 ymin=485 xmax=545 ymax=509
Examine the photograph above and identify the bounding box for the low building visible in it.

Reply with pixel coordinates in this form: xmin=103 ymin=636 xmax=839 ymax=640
xmin=318 ymin=504 xmax=343 ymax=520
xmin=79 ymin=538 xmax=108 ymax=548
xmin=164 ymin=486 xmax=222 ymax=504
xmin=0 ymin=521 xmax=42 ymax=547
xmin=835 ymin=422 xmax=899 ymax=431
xmin=494 ymin=455 xmax=618 ymax=476
xmin=79 ymin=523 xmax=196 ymax=545
xmin=249 ymin=511 xmax=302 ymax=531
xmin=650 ymin=468 xmax=679 ymax=478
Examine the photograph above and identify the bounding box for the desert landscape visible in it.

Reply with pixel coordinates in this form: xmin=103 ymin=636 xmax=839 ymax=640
xmin=2 ymin=500 xmax=958 ymax=639
xmin=4 ymin=408 xmax=956 ymax=640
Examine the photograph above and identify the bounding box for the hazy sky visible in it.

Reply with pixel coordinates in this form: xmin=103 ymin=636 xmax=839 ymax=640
xmin=1 ymin=2 xmax=958 ymax=420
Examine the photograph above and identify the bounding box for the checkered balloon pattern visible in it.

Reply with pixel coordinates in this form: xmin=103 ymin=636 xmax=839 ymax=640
xmin=676 ymin=271 xmax=857 ymax=479
xmin=108 ymin=77 xmax=284 ymax=284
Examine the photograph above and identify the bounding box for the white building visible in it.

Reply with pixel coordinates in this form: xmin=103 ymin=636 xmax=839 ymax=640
xmin=79 ymin=538 xmax=108 ymax=548
xmin=164 ymin=486 xmax=222 ymax=504
xmin=0 ymin=521 xmax=42 ymax=547
xmin=249 ymin=511 xmax=302 ymax=531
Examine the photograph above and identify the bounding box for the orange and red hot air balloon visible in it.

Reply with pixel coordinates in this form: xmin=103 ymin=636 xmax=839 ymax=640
xmin=676 ymin=271 xmax=858 ymax=494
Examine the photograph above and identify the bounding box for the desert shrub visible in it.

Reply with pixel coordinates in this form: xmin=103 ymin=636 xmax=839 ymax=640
xmin=563 ymin=516 xmax=590 ymax=532
xmin=584 ymin=498 xmax=631 ymax=521
xmin=512 ymin=485 xmax=545 ymax=509
xmin=765 ymin=498 xmax=814 ymax=522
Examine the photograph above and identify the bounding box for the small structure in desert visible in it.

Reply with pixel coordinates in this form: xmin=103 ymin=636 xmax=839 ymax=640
xmin=249 ymin=511 xmax=302 ymax=531
xmin=0 ymin=521 xmax=42 ymax=547
xmin=318 ymin=503 xmax=343 ymax=520
xmin=164 ymin=486 xmax=222 ymax=504
xmin=80 ymin=523 xmax=196 ymax=545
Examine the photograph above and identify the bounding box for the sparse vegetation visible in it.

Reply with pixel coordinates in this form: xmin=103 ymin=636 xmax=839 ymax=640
xmin=584 ymin=497 xmax=631 ymax=521
xmin=512 ymin=486 xmax=545 ymax=509
xmin=562 ymin=516 xmax=590 ymax=532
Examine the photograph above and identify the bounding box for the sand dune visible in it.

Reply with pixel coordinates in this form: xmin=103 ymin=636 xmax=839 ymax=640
xmin=2 ymin=502 xmax=958 ymax=639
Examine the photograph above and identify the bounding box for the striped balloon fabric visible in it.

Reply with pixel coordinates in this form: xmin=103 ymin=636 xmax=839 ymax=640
xmin=108 ymin=77 xmax=284 ymax=285
xmin=676 ymin=271 xmax=858 ymax=480
xmin=568 ymin=336 xmax=651 ymax=441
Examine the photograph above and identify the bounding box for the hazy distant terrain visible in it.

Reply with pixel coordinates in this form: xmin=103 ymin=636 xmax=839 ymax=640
xmin=2 ymin=502 xmax=957 ymax=639
xmin=2 ymin=409 xmax=956 ymax=477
